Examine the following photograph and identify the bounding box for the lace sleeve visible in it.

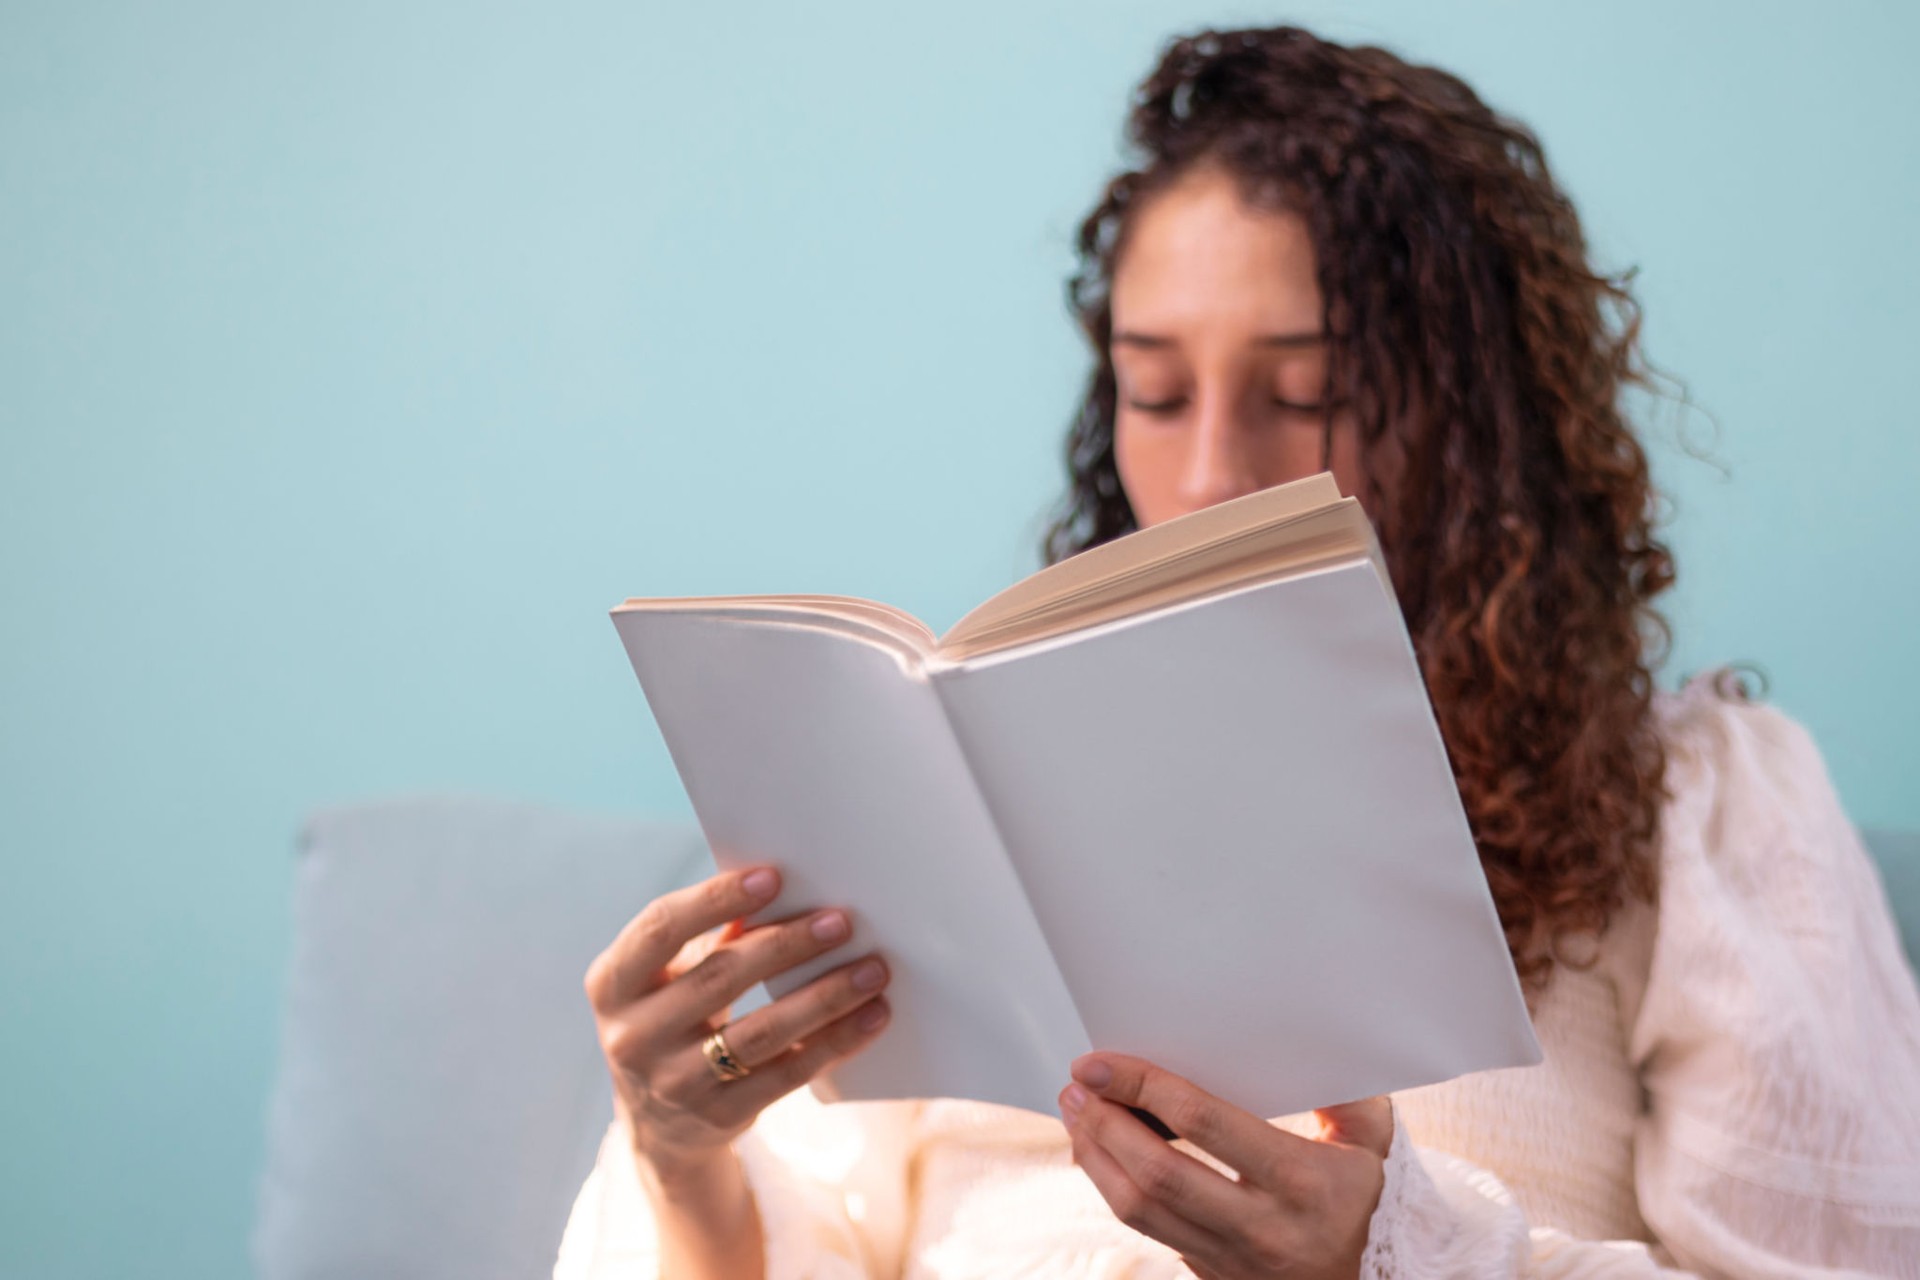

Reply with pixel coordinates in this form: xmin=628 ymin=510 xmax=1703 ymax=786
xmin=1357 ymin=1109 xmax=1687 ymax=1279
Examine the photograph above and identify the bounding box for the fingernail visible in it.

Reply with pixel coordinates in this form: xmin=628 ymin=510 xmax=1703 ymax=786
xmin=811 ymin=910 xmax=848 ymax=942
xmin=743 ymin=868 xmax=777 ymax=898
xmin=1072 ymin=1058 xmax=1112 ymax=1090
xmin=856 ymin=1000 xmax=889 ymax=1031
xmin=851 ymin=959 xmax=886 ymax=991
xmin=1061 ymin=1083 xmax=1087 ymax=1120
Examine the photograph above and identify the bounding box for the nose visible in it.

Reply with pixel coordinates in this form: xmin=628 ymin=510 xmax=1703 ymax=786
xmin=1176 ymin=394 xmax=1262 ymax=509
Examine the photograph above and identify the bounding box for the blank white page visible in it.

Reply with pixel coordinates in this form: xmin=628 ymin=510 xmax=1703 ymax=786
xmin=930 ymin=559 xmax=1540 ymax=1120
xmin=612 ymin=609 xmax=1089 ymax=1114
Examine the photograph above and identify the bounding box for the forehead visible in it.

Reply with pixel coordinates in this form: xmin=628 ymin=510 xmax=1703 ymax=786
xmin=1110 ymin=165 xmax=1322 ymax=333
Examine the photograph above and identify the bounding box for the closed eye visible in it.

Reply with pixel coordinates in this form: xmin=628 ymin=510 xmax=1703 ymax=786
xmin=1126 ymin=397 xmax=1187 ymax=415
xmin=1123 ymin=396 xmax=1329 ymax=418
xmin=1126 ymin=396 xmax=1325 ymax=415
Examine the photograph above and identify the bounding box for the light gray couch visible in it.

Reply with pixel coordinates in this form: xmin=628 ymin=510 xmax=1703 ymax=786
xmin=251 ymin=796 xmax=1920 ymax=1280
xmin=251 ymin=797 xmax=711 ymax=1280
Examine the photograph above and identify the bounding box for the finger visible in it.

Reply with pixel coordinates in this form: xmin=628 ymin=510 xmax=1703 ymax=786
xmin=703 ymin=994 xmax=892 ymax=1126
xmin=1065 ymin=1099 xmax=1226 ymax=1262
xmin=1060 ymin=1086 xmax=1254 ymax=1234
xmin=653 ymin=906 xmax=860 ymax=1031
xmin=584 ymin=866 xmax=780 ymax=1012
xmin=673 ymin=922 xmax=730 ymax=974
xmin=1071 ymin=1053 xmax=1317 ymax=1194
xmin=1312 ymin=1096 xmax=1394 ymax=1159
xmin=711 ymin=953 xmax=890 ymax=1069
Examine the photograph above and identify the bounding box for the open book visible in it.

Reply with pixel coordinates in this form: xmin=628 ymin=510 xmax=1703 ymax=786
xmin=611 ymin=473 xmax=1540 ymax=1121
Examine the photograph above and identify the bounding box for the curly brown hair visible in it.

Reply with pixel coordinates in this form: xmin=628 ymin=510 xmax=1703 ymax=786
xmin=1042 ymin=26 xmax=1676 ymax=994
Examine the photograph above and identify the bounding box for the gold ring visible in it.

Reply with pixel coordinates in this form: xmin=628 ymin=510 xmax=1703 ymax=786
xmin=702 ymin=1027 xmax=752 ymax=1082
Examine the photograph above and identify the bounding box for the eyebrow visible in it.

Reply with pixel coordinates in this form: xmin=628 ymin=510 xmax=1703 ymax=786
xmin=1111 ymin=329 xmax=1326 ymax=350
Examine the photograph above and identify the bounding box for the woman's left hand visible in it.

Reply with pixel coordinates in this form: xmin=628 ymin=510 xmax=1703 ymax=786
xmin=1059 ymin=1053 xmax=1391 ymax=1280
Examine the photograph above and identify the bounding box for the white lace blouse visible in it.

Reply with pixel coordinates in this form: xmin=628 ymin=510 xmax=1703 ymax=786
xmin=553 ymin=682 xmax=1920 ymax=1278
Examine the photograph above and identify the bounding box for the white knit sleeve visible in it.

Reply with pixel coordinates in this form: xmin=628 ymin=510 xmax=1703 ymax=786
xmin=552 ymin=1092 xmax=923 ymax=1280
xmin=1357 ymin=689 xmax=1920 ymax=1279
xmin=1622 ymin=693 xmax=1920 ymax=1276
xmin=1357 ymin=1108 xmax=1686 ymax=1279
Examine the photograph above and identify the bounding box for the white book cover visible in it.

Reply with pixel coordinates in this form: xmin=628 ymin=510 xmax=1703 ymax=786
xmin=611 ymin=497 xmax=1541 ymax=1121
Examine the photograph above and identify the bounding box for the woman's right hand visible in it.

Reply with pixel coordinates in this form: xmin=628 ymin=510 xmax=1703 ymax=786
xmin=583 ymin=864 xmax=892 ymax=1177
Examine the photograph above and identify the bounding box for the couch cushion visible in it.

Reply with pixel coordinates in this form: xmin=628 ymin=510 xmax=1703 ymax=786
xmin=1863 ymin=827 xmax=1920 ymax=972
xmin=253 ymin=796 xmax=708 ymax=1280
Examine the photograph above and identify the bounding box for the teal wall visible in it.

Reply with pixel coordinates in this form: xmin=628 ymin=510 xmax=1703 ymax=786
xmin=3 ymin=2 xmax=1915 ymax=1276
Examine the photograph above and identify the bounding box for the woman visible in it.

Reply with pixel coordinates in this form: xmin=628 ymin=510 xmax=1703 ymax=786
xmin=557 ymin=25 xmax=1920 ymax=1279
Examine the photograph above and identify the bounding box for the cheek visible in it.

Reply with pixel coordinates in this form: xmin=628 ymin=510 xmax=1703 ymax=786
xmin=1325 ymin=410 xmax=1383 ymax=506
xmin=1243 ymin=422 xmax=1332 ymax=484
xmin=1113 ymin=420 xmax=1173 ymax=524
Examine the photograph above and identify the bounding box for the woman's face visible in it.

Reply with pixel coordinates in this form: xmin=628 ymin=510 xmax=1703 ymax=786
xmin=1109 ymin=163 xmax=1366 ymax=528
